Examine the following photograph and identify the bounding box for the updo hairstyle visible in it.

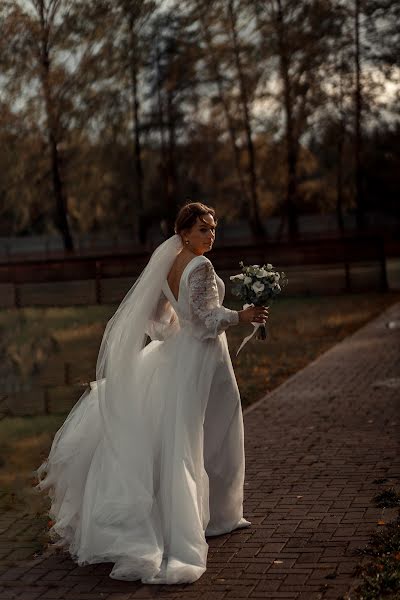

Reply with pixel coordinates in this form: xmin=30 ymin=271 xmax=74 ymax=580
xmin=174 ymin=202 xmax=217 ymax=235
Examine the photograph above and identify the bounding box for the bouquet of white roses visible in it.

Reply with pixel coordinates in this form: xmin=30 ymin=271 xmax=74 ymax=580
xmin=230 ymin=261 xmax=288 ymax=355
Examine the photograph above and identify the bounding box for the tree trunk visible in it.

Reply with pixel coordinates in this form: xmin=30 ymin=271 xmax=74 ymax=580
xmin=227 ymin=0 xmax=266 ymax=239
xmin=155 ymin=31 xmax=172 ymax=232
xmin=354 ymin=0 xmax=364 ymax=230
xmin=198 ymin=10 xmax=249 ymax=214
xmin=165 ymin=90 xmax=178 ymax=236
xmin=49 ymin=135 xmax=73 ymax=250
xmin=336 ymin=134 xmax=345 ymax=234
xmin=37 ymin=0 xmax=73 ymax=251
xmin=336 ymin=58 xmax=345 ymax=234
xmin=275 ymin=0 xmax=299 ymax=241
xmin=128 ymin=14 xmax=144 ymax=238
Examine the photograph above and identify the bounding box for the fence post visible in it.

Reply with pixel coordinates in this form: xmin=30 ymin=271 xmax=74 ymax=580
xmin=13 ymin=265 xmax=21 ymax=308
xmin=95 ymin=260 xmax=102 ymax=304
xmin=378 ymin=236 xmax=389 ymax=292
xmin=344 ymin=262 xmax=351 ymax=292
xmin=64 ymin=362 xmax=71 ymax=385
xmin=344 ymin=239 xmax=351 ymax=292
xmin=44 ymin=387 xmax=49 ymax=415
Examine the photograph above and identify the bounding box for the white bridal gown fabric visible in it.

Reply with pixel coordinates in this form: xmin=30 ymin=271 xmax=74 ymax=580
xmin=35 ymin=251 xmax=250 ymax=585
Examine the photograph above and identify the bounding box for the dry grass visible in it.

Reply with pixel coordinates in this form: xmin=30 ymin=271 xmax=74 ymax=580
xmin=0 ymin=414 xmax=66 ymax=487
xmin=0 ymin=304 xmax=114 ymax=387
xmin=0 ymin=414 xmax=67 ymax=536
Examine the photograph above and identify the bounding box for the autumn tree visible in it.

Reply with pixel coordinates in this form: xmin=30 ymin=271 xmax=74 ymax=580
xmin=144 ymin=10 xmax=203 ymax=235
xmin=189 ymin=1 xmax=249 ymax=219
xmin=0 ymin=1 xmax=79 ymax=248
xmin=0 ymin=0 xmax=115 ymax=249
xmin=0 ymin=0 xmax=398 ymax=242
xmin=253 ymin=0 xmax=340 ymax=239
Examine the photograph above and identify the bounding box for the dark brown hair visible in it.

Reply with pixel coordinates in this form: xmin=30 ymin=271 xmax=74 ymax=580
xmin=174 ymin=201 xmax=217 ymax=234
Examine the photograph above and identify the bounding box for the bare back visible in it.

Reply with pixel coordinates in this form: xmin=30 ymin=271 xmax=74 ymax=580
xmin=167 ymin=251 xmax=198 ymax=302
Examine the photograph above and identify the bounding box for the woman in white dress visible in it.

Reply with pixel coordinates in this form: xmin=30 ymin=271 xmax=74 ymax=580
xmin=35 ymin=202 xmax=269 ymax=585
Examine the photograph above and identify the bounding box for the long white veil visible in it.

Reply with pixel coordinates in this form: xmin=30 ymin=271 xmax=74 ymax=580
xmin=96 ymin=233 xmax=182 ymax=446
xmin=36 ymin=233 xmax=184 ymax=551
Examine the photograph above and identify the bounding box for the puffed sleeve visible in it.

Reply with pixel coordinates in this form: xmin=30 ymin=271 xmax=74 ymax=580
xmin=145 ymin=290 xmax=179 ymax=341
xmin=188 ymin=259 xmax=239 ymax=340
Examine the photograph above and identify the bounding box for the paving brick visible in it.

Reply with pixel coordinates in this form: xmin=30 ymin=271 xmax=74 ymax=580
xmin=0 ymin=589 xmax=19 ymax=599
xmin=283 ymin=573 xmax=310 ymax=585
xmin=259 ymin=542 xmax=286 ymax=553
xmin=0 ymin=566 xmax=29 ymax=581
xmin=252 ymin=595 xmax=299 ymax=599
xmin=11 ymin=589 xmax=44 ymax=600
xmin=254 ymin=579 xmax=282 ymax=592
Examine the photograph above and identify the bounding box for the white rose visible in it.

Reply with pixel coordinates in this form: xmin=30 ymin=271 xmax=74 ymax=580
xmin=256 ymin=268 xmax=268 ymax=278
xmin=274 ymin=272 xmax=280 ymax=281
xmin=266 ymin=263 xmax=273 ymax=270
xmin=244 ymin=276 xmax=253 ymax=286
xmin=229 ymin=273 xmax=245 ymax=281
xmin=252 ymin=281 xmax=265 ymax=293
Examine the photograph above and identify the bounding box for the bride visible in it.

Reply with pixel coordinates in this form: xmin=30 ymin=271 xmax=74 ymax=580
xmin=35 ymin=201 xmax=269 ymax=585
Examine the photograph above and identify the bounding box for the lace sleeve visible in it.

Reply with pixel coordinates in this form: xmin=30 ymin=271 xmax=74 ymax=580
xmin=188 ymin=259 xmax=239 ymax=340
xmin=145 ymin=291 xmax=179 ymax=341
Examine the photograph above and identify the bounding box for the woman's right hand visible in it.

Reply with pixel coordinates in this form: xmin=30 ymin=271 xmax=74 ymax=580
xmin=238 ymin=305 xmax=269 ymax=324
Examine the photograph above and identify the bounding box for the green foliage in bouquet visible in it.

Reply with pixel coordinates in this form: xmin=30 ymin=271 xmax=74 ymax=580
xmin=230 ymin=262 xmax=288 ymax=306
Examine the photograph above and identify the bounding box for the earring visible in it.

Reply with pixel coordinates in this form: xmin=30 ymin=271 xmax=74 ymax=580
xmin=185 ymin=240 xmax=189 ymax=245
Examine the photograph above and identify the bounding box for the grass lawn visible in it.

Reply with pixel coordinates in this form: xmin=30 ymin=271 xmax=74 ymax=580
xmin=0 ymin=291 xmax=399 ymax=563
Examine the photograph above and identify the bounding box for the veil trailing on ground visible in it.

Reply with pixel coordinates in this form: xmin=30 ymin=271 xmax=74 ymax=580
xmin=36 ymin=233 xmax=183 ymax=537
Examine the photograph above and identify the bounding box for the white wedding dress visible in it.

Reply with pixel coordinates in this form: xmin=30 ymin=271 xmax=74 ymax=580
xmin=35 ymin=252 xmax=250 ymax=585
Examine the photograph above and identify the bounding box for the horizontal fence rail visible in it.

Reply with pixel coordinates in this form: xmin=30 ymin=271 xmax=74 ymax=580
xmin=0 ymin=235 xmax=396 ymax=308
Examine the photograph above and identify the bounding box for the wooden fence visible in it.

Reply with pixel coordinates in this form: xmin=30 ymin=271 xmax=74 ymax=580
xmin=0 ymin=234 xmax=396 ymax=308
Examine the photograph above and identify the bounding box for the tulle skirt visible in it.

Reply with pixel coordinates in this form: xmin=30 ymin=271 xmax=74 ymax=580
xmin=35 ymin=329 xmax=250 ymax=584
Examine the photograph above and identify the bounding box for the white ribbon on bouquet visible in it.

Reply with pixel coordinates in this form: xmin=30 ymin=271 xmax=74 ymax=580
xmin=236 ymin=303 xmax=266 ymax=356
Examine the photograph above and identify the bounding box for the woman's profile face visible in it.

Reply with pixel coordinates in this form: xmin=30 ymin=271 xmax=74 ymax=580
xmin=184 ymin=213 xmax=216 ymax=255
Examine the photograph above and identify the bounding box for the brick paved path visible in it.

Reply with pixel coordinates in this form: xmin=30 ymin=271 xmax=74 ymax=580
xmin=1 ymin=303 xmax=399 ymax=600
